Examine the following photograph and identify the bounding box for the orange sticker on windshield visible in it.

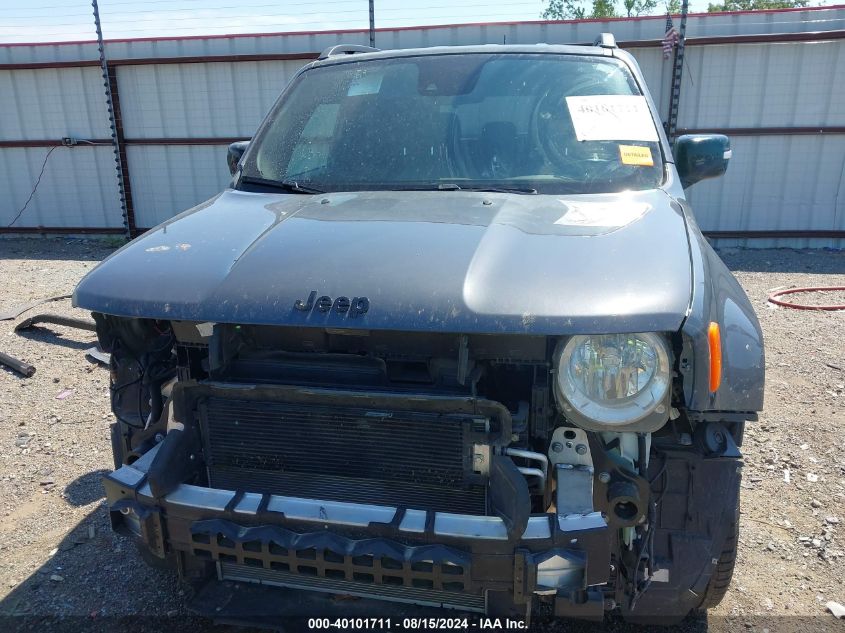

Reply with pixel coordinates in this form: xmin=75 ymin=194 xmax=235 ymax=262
xmin=619 ymin=145 xmax=654 ymax=166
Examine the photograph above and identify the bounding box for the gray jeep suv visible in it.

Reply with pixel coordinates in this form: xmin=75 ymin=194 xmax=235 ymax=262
xmin=75 ymin=37 xmax=764 ymax=625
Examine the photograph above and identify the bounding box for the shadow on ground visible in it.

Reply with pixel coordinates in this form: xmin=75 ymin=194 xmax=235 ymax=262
xmin=63 ymin=470 xmax=112 ymax=507
xmin=0 ymin=472 xmax=215 ymax=633
xmin=13 ymin=327 xmax=96 ymax=352
xmin=717 ymin=248 xmax=845 ymax=275
xmin=0 ymin=238 xmax=118 ymax=263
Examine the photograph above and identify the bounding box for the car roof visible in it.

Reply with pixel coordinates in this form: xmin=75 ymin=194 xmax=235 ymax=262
xmin=311 ymin=43 xmax=614 ymax=67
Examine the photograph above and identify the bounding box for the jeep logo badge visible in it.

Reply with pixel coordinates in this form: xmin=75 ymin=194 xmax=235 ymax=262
xmin=294 ymin=291 xmax=369 ymax=317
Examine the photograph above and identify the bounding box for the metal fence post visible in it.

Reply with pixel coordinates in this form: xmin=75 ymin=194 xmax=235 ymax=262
xmin=369 ymin=0 xmax=376 ymax=48
xmin=92 ymin=0 xmax=136 ymax=238
xmin=666 ymin=0 xmax=689 ymax=146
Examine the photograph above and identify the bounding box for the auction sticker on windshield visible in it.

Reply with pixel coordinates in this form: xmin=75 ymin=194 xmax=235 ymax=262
xmin=566 ymin=95 xmax=659 ymax=142
xmin=618 ymin=144 xmax=654 ymax=166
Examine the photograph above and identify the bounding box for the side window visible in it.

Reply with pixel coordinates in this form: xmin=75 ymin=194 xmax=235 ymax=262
xmin=286 ymin=103 xmax=340 ymax=177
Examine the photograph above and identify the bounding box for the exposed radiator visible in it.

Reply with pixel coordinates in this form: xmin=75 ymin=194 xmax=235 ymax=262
xmin=199 ymin=397 xmax=488 ymax=513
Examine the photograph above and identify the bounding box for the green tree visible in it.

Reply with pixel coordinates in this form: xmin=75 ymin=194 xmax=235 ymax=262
xmin=623 ymin=0 xmax=658 ymax=17
xmin=665 ymin=0 xmax=682 ymax=13
xmin=542 ymin=0 xmax=809 ymax=19
xmin=541 ymin=0 xmax=660 ymax=19
xmin=542 ymin=0 xmax=619 ymax=19
xmin=707 ymin=0 xmax=808 ymax=11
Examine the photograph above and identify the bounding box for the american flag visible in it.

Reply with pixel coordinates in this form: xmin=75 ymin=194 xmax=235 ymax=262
xmin=662 ymin=14 xmax=679 ymax=59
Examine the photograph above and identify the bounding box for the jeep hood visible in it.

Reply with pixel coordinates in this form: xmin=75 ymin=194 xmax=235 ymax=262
xmin=74 ymin=189 xmax=692 ymax=335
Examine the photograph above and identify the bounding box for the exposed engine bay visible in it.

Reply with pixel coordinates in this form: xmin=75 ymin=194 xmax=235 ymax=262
xmin=96 ymin=314 xmax=746 ymax=622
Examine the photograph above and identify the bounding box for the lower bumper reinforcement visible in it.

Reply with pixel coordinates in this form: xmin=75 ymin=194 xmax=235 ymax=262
xmin=103 ymin=444 xmax=611 ymax=615
xmin=219 ymin=561 xmax=487 ymax=612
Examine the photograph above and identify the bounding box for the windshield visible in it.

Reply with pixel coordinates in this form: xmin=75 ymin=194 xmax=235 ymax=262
xmin=240 ymin=53 xmax=664 ymax=195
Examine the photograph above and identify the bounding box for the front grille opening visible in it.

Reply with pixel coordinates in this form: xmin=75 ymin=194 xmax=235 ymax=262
xmin=198 ymin=528 xmax=479 ymax=611
xmin=381 ymin=557 xmax=402 ymax=570
xmin=386 ymin=360 xmax=433 ymax=384
xmin=192 ymin=533 xmax=211 ymax=544
xmin=352 ymin=555 xmax=374 ymax=567
xmin=269 ymin=543 xmax=287 ymax=556
xmin=297 ymin=548 xmax=318 ymax=560
xmin=324 ymin=550 xmax=344 ymax=564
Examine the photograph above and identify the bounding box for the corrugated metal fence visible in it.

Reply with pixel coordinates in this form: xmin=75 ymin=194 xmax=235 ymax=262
xmin=1 ymin=6 xmax=844 ymax=247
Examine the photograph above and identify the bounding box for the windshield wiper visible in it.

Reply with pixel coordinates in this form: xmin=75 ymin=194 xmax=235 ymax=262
xmin=436 ymin=183 xmax=538 ymax=195
xmin=239 ymin=176 xmax=325 ymax=194
xmin=391 ymin=183 xmax=538 ymax=194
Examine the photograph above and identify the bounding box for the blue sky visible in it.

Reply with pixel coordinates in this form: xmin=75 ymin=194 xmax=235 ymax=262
xmin=0 ymin=0 xmax=807 ymax=44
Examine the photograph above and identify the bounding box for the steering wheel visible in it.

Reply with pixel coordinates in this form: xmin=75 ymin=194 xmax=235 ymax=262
xmin=531 ymin=84 xmax=622 ymax=181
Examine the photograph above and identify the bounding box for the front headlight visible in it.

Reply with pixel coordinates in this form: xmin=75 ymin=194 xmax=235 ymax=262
xmin=554 ymin=333 xmax=672 ymax=431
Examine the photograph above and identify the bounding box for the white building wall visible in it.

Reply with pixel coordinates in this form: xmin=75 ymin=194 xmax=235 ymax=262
xmin=117 ymin=60 xmax=302 ymax=139
xmin=0 ymin=7 xmax=843 ymax=246
xmin=127 ymin=145 xmax=232 ymax=227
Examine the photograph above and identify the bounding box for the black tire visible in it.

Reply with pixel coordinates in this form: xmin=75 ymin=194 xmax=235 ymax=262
xmin=699 ymin=520 xmax=739 ymax=609
xmin=109 ymin=422 xmax=127 ymax=469
xmin=625 ymin=523 xmax=739 ymax=625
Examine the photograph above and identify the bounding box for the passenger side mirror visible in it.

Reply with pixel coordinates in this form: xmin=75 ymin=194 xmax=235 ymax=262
xmin=227 ymin=141 xmax=250 ymax=176
xmin=673 ymin=134 xmax=731 ymax=189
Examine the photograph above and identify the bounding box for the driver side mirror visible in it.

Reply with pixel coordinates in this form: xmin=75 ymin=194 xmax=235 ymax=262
xmin=673 ymin=134 xmax=731 ymax=189
xmin=227 ymin=141 xmax=250 ymax=176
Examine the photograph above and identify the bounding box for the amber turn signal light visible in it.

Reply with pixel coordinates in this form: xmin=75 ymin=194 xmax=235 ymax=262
xmin=708 ymin=322 xmax=722 ymax=393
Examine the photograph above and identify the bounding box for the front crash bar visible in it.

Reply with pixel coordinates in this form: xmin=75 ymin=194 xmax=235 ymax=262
xmin=106 ymin=444 xmax=605 ymax=540
xmin=103 ymin=443 xmax=610 ymax=589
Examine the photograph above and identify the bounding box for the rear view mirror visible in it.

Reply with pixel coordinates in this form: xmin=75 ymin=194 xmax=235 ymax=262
xmin=227 ymin=141 xmax=250 ymax=176
xmin=674 ymin=134 xmax=731 ymax=189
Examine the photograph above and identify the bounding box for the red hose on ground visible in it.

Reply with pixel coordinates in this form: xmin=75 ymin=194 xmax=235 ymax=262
xmin=767 ymin=286 xmax=845 ymax=311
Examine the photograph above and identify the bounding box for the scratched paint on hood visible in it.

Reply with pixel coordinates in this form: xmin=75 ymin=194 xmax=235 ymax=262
xmin=74 ymin=188 xmax=691 ymax=335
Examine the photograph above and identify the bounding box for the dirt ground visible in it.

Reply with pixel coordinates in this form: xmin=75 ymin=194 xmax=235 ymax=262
xmin=0 ymin=238 xmax=843 ymax=633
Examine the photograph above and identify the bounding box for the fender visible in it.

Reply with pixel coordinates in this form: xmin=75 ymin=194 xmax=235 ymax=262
xmin=678 ymin=200 xmax=765 ymax=414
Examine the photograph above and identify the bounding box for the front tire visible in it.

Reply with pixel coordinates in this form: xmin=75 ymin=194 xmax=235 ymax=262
xmin=621 ymin=441 xmax=742 ymax=625
xmin=699 ymin=520 xmax=739 ymax=609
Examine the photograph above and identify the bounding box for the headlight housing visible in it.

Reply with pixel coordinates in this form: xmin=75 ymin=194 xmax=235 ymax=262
xmin=554 ymin=332 xmax=672 ymax=432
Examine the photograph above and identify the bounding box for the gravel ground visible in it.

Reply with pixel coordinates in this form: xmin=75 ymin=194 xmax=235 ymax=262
xmin=0 ymin=238 xmax=843 ymax=633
